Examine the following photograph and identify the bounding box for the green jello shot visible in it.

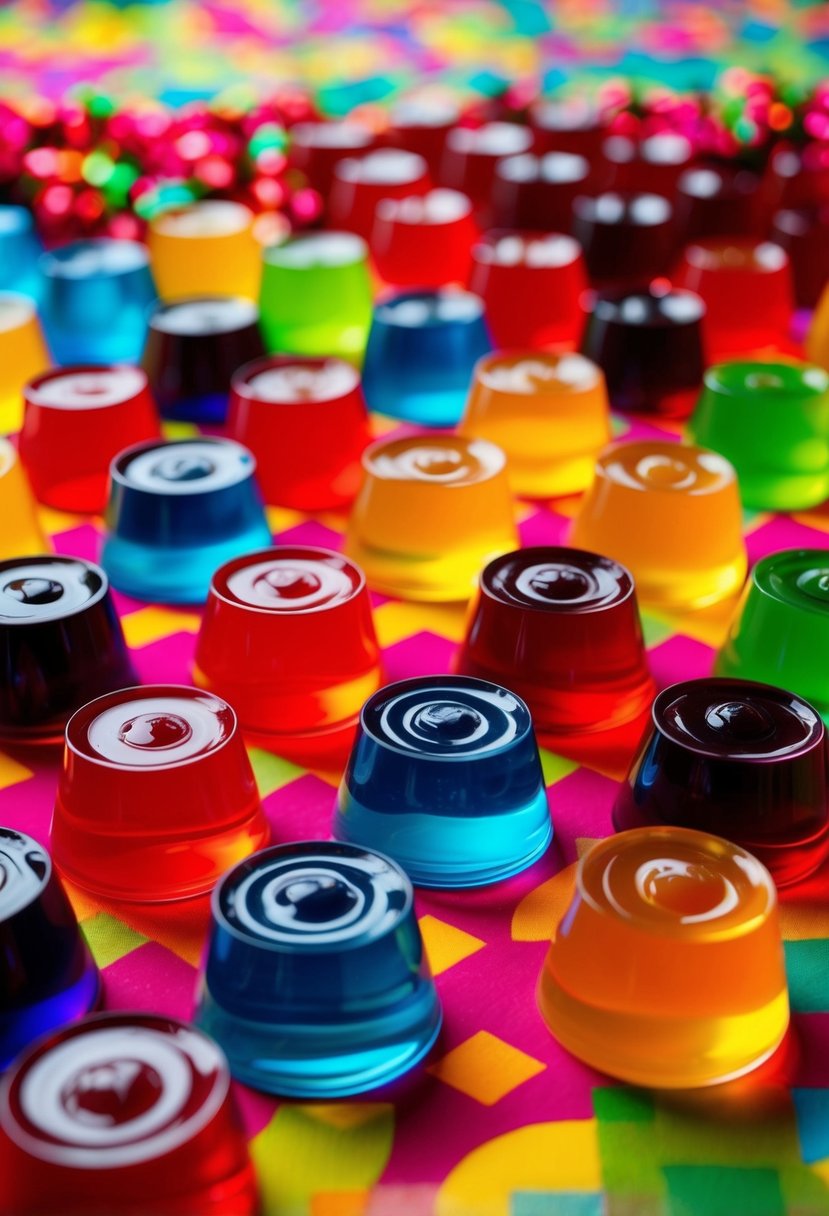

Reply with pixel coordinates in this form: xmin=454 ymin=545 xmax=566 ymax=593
xmin=688 ymin=360 xmax=829 ymax=510
xmin=259 ymin=231 xmax=373 ymax=363
xmin=716 ymin=549 xmax=829 ymax=722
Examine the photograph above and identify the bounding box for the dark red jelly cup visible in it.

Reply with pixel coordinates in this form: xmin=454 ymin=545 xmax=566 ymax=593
xmin=572 ymin=191 xmax=676 ymax=290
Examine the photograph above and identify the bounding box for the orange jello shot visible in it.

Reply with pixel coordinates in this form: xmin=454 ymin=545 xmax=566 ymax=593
xmin=571 ymin=440 xmax=746 ymax=610
xmin=0 ymin=438 xmax=49 ymax=559
xmin=345 ymin=435 xmax=517 ymax=601
xmin=459 ymin=352 xmax=611 ymax=498
xmin=148 ymin=201 xmax=262 ymax=302
xmin=537 ymin=827 xmax=789 ymax=1088
xmin=0 ymin=293 xmax=50 ymax=435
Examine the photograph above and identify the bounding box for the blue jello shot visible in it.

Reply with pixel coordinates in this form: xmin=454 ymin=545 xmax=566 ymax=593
xmin=101 ymin=437 xmax=272 ymax=604
xmin=335 ymin=675 xmax=552 ymax=887
xmin=196 ymin=841 xmax=442 ymax=1098
xmin=0 ymin=205 xmax=43 ymax=302
xmin=362 ymin=289 xmax=491 ymax=427
xmin=39 ymin=238 xmax=155 ymax=364
xmin=0 ymin=829 xmax=99 ymax=1069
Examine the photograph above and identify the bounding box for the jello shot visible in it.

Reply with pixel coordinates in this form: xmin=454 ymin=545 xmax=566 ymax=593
xmin=440 ymin=122 xmax=533 ymax=221
xmin=0 ymin=293 xmax=50 ymax=434
xmin=330 ymin=148 xmax=431 ymax=240
xmin=345 ymin=434 xmax=517 ymax=601
xmin=147 ymin=200 xmax=261 ymax=302
xmin=371 ymin=189 xmax=476 ymax=288
xmin=491 ymin=151 xmax=590 ymax=232
xmin=572 ymin=192 xmax=676 ymax=290
xmin=0 ymin=438 xmax=49 ymax=559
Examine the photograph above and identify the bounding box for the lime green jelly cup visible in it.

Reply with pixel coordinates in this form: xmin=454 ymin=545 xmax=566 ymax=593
xmin=688 ymin=360 xmax=829 ymax=511
xmin=716 ymin=549 xmax=829 ymax=722
xmin=259 ymin=232 xmax=373 ymax=363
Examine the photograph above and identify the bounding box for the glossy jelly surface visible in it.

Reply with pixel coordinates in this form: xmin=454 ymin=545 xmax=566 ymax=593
xmin=371 ymin=189 xmax=475 ymax=288
xmin=572 ymin=192 xmax=675 ymax=288
xmin=148 ymin=200 xmax=261 ymax=302
xmin=0 ymin=292 xmax=50 ymax=434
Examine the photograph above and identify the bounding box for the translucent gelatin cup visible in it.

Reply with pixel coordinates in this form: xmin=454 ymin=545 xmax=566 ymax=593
xmin=345 ymin=434 xmax=517 ymax=601
xmin=330 ymin=148 xmax=431 ymax=240
xmin=289 ymin=120 xmax=375 ymax=194
xmin=193 ymin=547 xmax=382 ymax=762
xmin=0 ymin=293 xmax=50 ymax=435
xmin=361 ymin=288 xmax=491 ymax=427
xmin=675 ymin=164 xmax=763 ymax=245
xmin=385 ymin=99 xmax=459 ymax=176
xmin=0 ymin=1013 xmax=258 ymax=1215
xmin=458 ymin=546 xmax=654 ymax=737
xmin=537 ymin=826 xmax=790 ymax=1087
xmin=614 ymin=679 xmax=829 ymax=887
xmin=440 ymin=122 xmax=533 ymax=221
xmin=716 ymin=550 xmax=829 ymax=724
xmin=772 ymin=206 xmax=829 ymax=309
xmin=688 ymin=359 xmax=829 ymax=511
xmin=101 ymin=437 xmax=272 ymax=604
xmin=228 ymin=355 xmax=371 ymax=509
xmin=491 ymin=151 xmax=590 ymax=232
xmin=51 ymin=685 xmax=268 ymax=902
xmin=20 ymin=365 xmax=160 ymax=513
xmin=570 ymin=440 xmax=747 ymax=611
xmin=0 ymin=437 xmax=50 ymax=560
xmin=0 ymin=556 xmax=136 ymax=745
xmin=572 ymin=192 xmax=676 ymax=290
xmin=0 ymin=205 xmax=43 ymax=303
xmin=807 ymin=281 xmax=829 ymax=373
xmin=371 ymin=189 xmax=476 ymax=289
xmin=0 ymin=829 xmax=98 ymax=1070
xmin=195 ymin=841 xmax=443 ymax=1097
xmin=147 ymin=200 xmax=262 ymax=302
xmin=459 ymin=351 xmax=611 ymax=498
xmin=335 ymin=675 xmax=551 ymax=887
xmin=142 ymin=297 xmax=264 ymax=424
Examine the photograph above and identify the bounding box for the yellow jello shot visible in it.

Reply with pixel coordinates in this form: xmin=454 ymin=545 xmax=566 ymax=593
xmin=570 ymin=439 xmax=747 ymax=610
xmin=459 ymin=351 xmax=611 ymax=498
xmin=0 ymin=293 xmax=50 ymax=435
xmin=0 ymin=437 xmax=49 ymax=558
xmin=537 ymin=827 xmax=789 ymax=1088
xmin=345 ymin=435 xmax=518 ymax=601
xmin=148 ymin=201 xmax=262 ymax=302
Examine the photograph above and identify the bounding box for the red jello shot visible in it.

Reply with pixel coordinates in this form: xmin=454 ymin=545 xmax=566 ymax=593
xmin=675 ymin=239 xmax=794 ymax=357
xmin=771 ymin=207 xmax=829 ymax=309
xmin=290 ymin=120 xmax=376 ymax=194
xmin=529 ymin=97 xmax=606 ymax=161
xmin=675 ymin=164 xmax=764 ymax=243
xmin=193 ymin=547 xmax=382 ymax=763
xmin=228 ymin=355 xmax=370 ymax=510
xmin=19 ymin=366 xmax=160 ymax=514
xmin=469 ymin=230 xmax=588 ymax=350
xmin=385 ymin=98 xmax=460 ymax=176
xmin=600 ymin=133 xmax=695 ymax=198
xmin=440 ymin=123 xmax=533 ymax=221
xmin=457 ymin=546 xmax=655 ymax=738
xmin=329 ymin=149 xmax=431 ymax=241
xmin=491 ymin=151 xmax=590 ymax=232
xmin=51 ymin=685 xmax=268 ymax=902
xmin=371 ymin=189 xmax=476 ymax=288
xmin=0 ymin=1013 xmax=258 ymax=1216
xmin=572 ymin=192 xmax=676 ymax=290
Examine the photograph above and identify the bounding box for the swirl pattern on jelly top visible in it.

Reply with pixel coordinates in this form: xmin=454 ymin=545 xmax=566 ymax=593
xmin=72 ymin=690 xmax=233 ymax=768
xmin=243 ymin=359 xmax=359 ymax=404
xmin=115 ymin=439 xmax=256 ymax=495
xmin=363 ymin=676 xmax=529 ymax=757
xmin=479 ymin=353 xmax=601 ymax=396
xmin=599 ymin=441 xmax=734 ymax=495
xmin=0 ymin=557 xmax=106 ymax=623
xmin=655 ymin=679 xmax=822 ymax=761
xmin=28 ymin=367 xmax=147 ymax=410
xmin=216 ymin=843 xmax=411 ymax=948
xmin=374 ymin=290 xmax=484 ymax=328
xmin=482 ymin=547 xmax=631 ymax=614
xmin=216 ymin=549 xmax=361 ymax=613
xmin=0 ymin=828 xmax=50 ymax=921
xmin=368 ymin=436 xmax=504 ymax=484
xmin=578 ymin=828 xmax=775 ymax=937
xmin=3 ymin=1016 xmax=227 ymax=1167
xmin=269 ymin=232 xmax=368 ymax=270
xmin=474 ymin=232 xmax=580 ymax=269
xmin=153 ymin=200 xmax=251 ymax=238
xmin=756 ymin=549 xmax=829 ymax=615
xmin=150 ymin=297 xmax=258 ymax=337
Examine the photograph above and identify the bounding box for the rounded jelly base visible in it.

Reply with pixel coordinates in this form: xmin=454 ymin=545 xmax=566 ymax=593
xmin=334 ymin=793 xmax=552 ymax=888
xmin=196 ymin=989 xmax=442 ymax=1098
xmin=537 ymin=970 xmax=789 ymax=1089
xmin=736 ymin=469 xmax=829 ymax=514
xmin=0 ymin=959 xmax=99 ymax=1070
xmin=101 ymin=525 xmax=273 ymax=604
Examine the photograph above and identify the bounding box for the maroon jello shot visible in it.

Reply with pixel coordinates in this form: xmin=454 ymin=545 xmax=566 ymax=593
xmin=439 ymin=122 xmax=533 ymax=221
xmin=613 ymin=678 xmax=829 ymax=888
xmin=491 ymin=151 xmax=590 ymax=232
xmin=457 ymin=546 xmax=655 ymax=739
xmin=290 ymin=120 xmax=376 ymax=194
xmin=329 ymin=149 xmax=431 ymax=241
xmin=675 ymin=163 xmax=764 ymax=243
xmin=385 ymin=99 xmax=460 ymax=177
xmin=572 ymin=192 xmax=676 ymax=290
xmin=600 ymin=133 xmax=695 ymax=199
xmin=529 ymin=97 xmax=606 ymax=161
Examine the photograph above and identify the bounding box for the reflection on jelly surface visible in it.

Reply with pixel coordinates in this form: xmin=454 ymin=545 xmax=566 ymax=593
xmin=571 ymin=440 xmax=746 ymax=610
xmin=717 ymin=549 xmax=829 ymax=722
xmin=246 ymin=359 xmax=359 ymax=402
xmin=83 ymin=693 xmax=233 ymax=766
xmin=223 ymin=553 xmax=360 ymax=612
xmin=196 ymin=842 xmax=442 ymax=1096
xmin=614 ymin=678 xmax=829 ymax=885
xmin=0 ymin=557 xmax=104 ymax=622
xmin=0 ymin=829 xmax=98 ymax=1070
xmin=572 ymin=191 xmax=675 ymax=287
xmin=148 ymin=296 xmax=259 ymax=337
xmin=345 ymin=435 xmax=517 ymax=601
xmin=0 ymin=1014 xmax=257 ymax=1215
xmin=336 ymin=676 xmax=551 ymax=887
xmin=458 ymin=546 xmax=653 ymax=736
xmin=28 ymin=366 xmax=147 ymax=410
xmin=538 ymin=827 xmax=789 ymax=1087
xmin=372 ymin=189 xmax=475 ymax=288
xmin=460 ymin=352 xmax=611 ymax=497
xmin=118 ymin=438 xmax=254 ymax=495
